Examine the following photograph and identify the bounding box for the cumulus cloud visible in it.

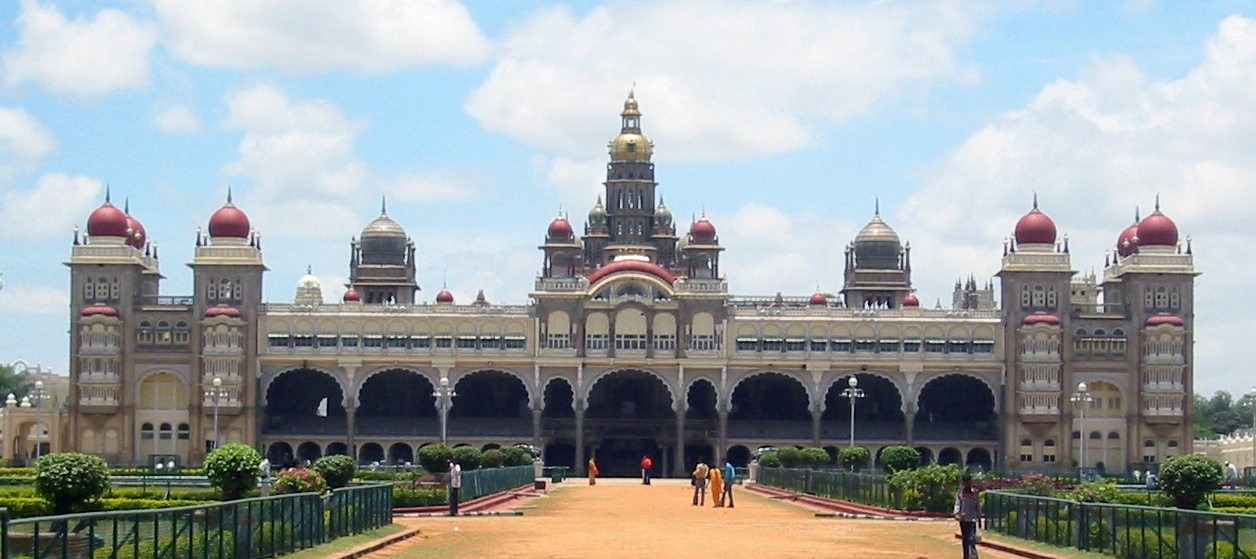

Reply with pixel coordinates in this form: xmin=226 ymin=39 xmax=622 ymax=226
xmin=384 ymin=171 xmax=478 ymax=203
xmin=0 ymin=106 xmax=54 ymax=177
xmin=0 ymin=283 xmax=68 ymax=316
xmin=154 ymin=0 xmax=489 ymax=75
xmin=1 ymin=0 xmax=155 ymax=97
xmin=467 ymin=0 xmax=983 ymax=162
xmin=717 ymin=204 xmax=856 ymax=296
xmin=154 ymin=104 xmax=200 ymax=135
xmin=0 ymin=173 xmax=102 ymax=241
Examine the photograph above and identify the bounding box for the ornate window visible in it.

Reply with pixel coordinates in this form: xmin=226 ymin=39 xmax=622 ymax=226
xmin=1042 ymin=439 xmax=1056 ymax=463
xmin=1019 ymin=439 xmax=1033 ymax=462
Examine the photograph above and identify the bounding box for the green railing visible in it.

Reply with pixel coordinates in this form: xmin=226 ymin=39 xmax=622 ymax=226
xmin=460 ymin=466 xmax=534 ymax=503
xmin=984 ymin=490 xmax=1256 ymax=559
xmin=757 ymin=467 xmax=895 ymax=509
xmin=0 ymin=483 xmax=393 ymax=559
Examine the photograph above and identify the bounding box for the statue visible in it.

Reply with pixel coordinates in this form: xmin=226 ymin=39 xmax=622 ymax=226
xmin=259 ymin=458 xmax=271 ymax=479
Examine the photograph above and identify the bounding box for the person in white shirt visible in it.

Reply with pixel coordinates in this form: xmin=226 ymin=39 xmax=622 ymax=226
xmin=448 ymin=459 xmax=462 ymax=516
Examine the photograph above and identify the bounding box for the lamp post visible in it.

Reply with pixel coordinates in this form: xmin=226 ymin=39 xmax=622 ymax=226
xmin=31 ymin=380 xmax=47 ymax=462
xmin=1248 ymin=388 xmax=1256 ymax=478
xmin=434 ymin=378 xmax=457 ymax=445
xmin=205 ymin=377 xmax=227 ymax=451
xmin=1071 ymin=382 xmax=1093 ymax=477
xmin=842 ymin=376 xmax=865 ymax=450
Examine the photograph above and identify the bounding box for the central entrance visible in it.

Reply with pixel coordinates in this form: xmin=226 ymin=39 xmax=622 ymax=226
xmin=586 ymin=369 xmax=673 ymax=476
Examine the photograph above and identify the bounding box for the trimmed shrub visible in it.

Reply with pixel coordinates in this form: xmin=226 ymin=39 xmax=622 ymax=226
xmin=1159 ymin=454 xmax=1223 ymax=509
xmin=33 ymin=452 xmax=110 ymax=514
xmin=500 ymin=446 xmax=531 ymax=467
xmin=452 ymin=446 xmax=483 ymax=471
xmin=757 ymin=451 xmax=781 ymax=468
xmin=417 ymin=444 xmax=453 ymax=474
xmin=879 ymin=446 xmax=921 ymax=475
xmin=888 ymin=463 xmax=961 ymax=512
xmin=204 ymin=443 xmax=261 ymax=500
xmin=838 ymin=446 xmax=871 ymax=472
xmin=481 ymin=449 xmax=504 ymax=468
xmin=393 ymin=486 xmax=447 ymax=507
xmin=1016 ymin=473 xmax=1056 ymax=496
xmin=1071 ymin=478 xmax=1120 ymax=503
xmin=1115 ymin=528 xmax=1177 ymax=559
xmin=776 ymin=447 xmax=802 ymax=469
xmin=274 ymin=467 xmax=327 ymax=494
xmin=313 ymin=455 xmax=356 ymax=489
xmin=800 ymin=447 xmax=830 ymax=468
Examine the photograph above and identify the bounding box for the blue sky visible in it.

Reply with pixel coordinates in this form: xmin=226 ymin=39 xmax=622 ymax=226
xmin=0 ymin=0 xmax=1253 ymax=396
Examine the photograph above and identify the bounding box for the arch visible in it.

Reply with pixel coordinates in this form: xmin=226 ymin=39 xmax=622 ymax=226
xmin=965 ymin=448 xmax=992 ymax=472
xmin=542 ymin=377 xmax=575 ymax=418
xmin=137 ymin=372 xmax=189 ymax=410
xmin=729 ymin=371 xmax=810 ymax=421
xmin=326 ymin=442 xmax=349 ymax=456
xmin=585 ymin=369 xmax=675 ymax=420
xmin=264 ymin=368 xmax=348 ymax=438
xmin=358 ymin=443 xmax=384 ymax=464
xmin=261 ymin=365 xmax=350 ymax=405
xmin=685 ymin=378 xmax=717 ymax=419
xmin=913 ymin=374 xmax=997 ymax=443
xmin=937 ymin=447 xmax=962 ymax=466
xmin=822 ymin=371 xmax=908 ymax=414
xmin=726 ymin=445 xmax=752 ymax=468
xmin=449 ymin=369 xmax=531 ymax=419
xmin=388 ymin=443 xmax=414 ymax=464
xmin=296 ymin=441 xmax=322 ymax=463
xmin=915 ymin=447 xmax=934 ymax=465
xmin=582 ymin=368 xmax=676 ymax=411
xmin=267 ymin=442 xmax=295 ymax=466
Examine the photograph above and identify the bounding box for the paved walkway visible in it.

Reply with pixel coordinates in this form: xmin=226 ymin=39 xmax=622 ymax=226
xmin=326 ymin=477 xmax=1046 ymax=559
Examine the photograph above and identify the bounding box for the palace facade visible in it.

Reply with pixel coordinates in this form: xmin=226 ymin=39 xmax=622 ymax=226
xmin=64 ymin=94 xmax=1196 ymax=476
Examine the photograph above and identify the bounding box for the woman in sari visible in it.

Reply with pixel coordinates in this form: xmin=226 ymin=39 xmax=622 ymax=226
xmin=588 ymin=458 xmax=599 ymax=485
xmin=708 ymin=461 xmax=724 ymax=507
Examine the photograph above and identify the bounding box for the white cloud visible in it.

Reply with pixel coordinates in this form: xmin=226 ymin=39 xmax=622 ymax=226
xmin=467 ymin=0 xmax=983 ymax=162
xmin=0 ymin=283 xmax=68 ymax=316
xmin=384 ymin=171 xmax=478 ymax=203
xmin=0 ymin=173 xmax=102 ymax=241
xmin=154 ymin=104 xmax=199 ymax=135
xmin=1 ymin=0 xmax=155 ymax=97
xmin=154 ymin=0 xmax=489 ymax=75
xmin=718 ymin=204 xmax=855 ymax=296
xmin=0 ymin=106 xmax=54 ymax=177
xmin=248 ymin=198 xmax=362 ymax=242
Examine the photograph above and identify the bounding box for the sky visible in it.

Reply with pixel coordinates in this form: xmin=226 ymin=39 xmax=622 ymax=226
xmin=0 ymin=0 xmax=1252 ymax=396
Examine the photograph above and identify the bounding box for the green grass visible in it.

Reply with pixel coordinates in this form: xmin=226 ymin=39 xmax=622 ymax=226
xmin=982 ymin=531 xmax=1120 ymax=559
xmin=276 ymin=523 xmax=408 ymax=559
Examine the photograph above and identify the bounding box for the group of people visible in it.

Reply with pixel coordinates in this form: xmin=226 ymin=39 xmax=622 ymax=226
xmin=690 ymin=458 xmax=736 ymax=507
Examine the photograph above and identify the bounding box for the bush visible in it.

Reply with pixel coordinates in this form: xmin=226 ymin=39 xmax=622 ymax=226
xmin=838 ymin=447 xmax=871 ymax=471
xmin=776 ymin=447 xmax=802 ymax=468
xmin=274 ymin=467 xmax=327 ymax=494
xmin=393 ymin=486 xmax=447 ymax=507
xmin=1159 ymin=454 xmax=1223 ymax=509
xmin=93 ymin=531 xmax=234 ymax=559
xmin=879 ymin=446 xmax=921 ymax=474
xmin=417 ymin=444 xmax=453 ymax=474
xmin=313 ymin=455 xmax=356 ymax=489
xmin=1016 ymin=473 xmax=1057 ymax=496
xmin=800 ymin=447 xmax=830 ymax=468
xmin=757 ymin=451 xmax=781 ymax=468
xmin=500 ymin=446 xmax=532 ymax=467
xmin=33 ymin=452 xmax=110 ymax=514
xmin=252 ymin=521 xmax=294 ymax=555
xmin=481 ymin=449 xmax=504 ymax=468
xmin=888 ymin=464 xmax=961 ymax=512
xmin=452 ymin=446 xmax=483 ymax=471
xmin=1071 ymin=478 xmax=1120 ymax=503
xmin=204 ymin=443 xmax=261 ymax=500
xmin=1114 ymin=528 xmax=1177 ymax=559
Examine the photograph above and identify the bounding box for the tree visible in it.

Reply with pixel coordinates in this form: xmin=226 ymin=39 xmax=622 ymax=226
xmin=313 ymin=455 xmax=356 ymax=489
xmin=776 ymin=446 xmax=803 ymax=468
xmin=838 ymin=446 xmax=871 ymax=471
xmin=0 ymin=363 xmax=32 ymax=401
xmin=418 ymin=444 xmax=453 ymax=473
xmin=800 ymin=447 xmax=830 ymax=469
xmin=204 ymin=444 xmax=262 ymax=500
xmin=34 ymin=453 xmax=110 ymax=514
xmin=880 ymin=446 xmax=922 ymax=474
xmin=1158 ymin=454 xmax=1223 ymax=510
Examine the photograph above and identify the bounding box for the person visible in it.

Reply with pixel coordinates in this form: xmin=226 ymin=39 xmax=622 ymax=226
xmin=1227 ymin=461 xmax=1239 ymax=484
xmin=954 ymin=474 xmax=982 ymax=559
xmin=641 ymin=455 xmax=653 ymax=485
xmin=588 ymin=457 xmax=599 ymax=485
xmin=447 ymin=459 xmax=462 ymax=516
xmin=692 ymin=459 xmax=710 ymax=506
xmin=1145 ymin=471 xmax=1157 ymax=490
xmin=720 ymin=459 xmax=736 ymax=508
xmin=1132 ymin=469 xmax=1142 ymax=483
xmin=709 ymin=459 xmax=724 ymax=507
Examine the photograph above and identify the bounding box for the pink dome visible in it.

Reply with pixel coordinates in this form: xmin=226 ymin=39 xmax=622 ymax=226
xmin=587 ymin=260 xmax=677 ymax=285
xmin=1117 ymin=223 xmax=1139 ymax=257
xmin=1014 ymin=202 xmax=1056 ymax=245
xmin=1146 ymin=314 xmax=1184 ymax=327
xmin=343 ymin=288 xmax=361 ymax=302
xmin=209 ymin=199 xmax=251 ymax=238
xmin=80 ymin=305 xmax=118 ymax=317
xmin=204 ymin=305 xmax=241 ymax=318
xmin=902 ymin=293 xmax=920 ymax=307
xmin=690 ymin=218 xmax=716 ymax=241
xmin=809 ymin=292 xmax=827 ymax=306
xmin=125 ymin=215 xmax=146 ymax=249
xmin=1021 ymin=312 xmax=1060 ymax=326
xmin=1137 ymin=210 xmax=1178 ymax=247
xmin=436 ymin=289 xmax=454 ymax=303
xmin=548 ymin=217 xmax=573 ymax=238
xmin=87 ymin=203 xmax=129 ymax=237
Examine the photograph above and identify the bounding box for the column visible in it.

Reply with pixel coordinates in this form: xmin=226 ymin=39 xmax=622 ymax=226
xmin=717 ymin=410 xmax=729 ymax=464
xmin=575 ymin=408 xmax=585 ymax=475
xmin=811 ymin=410 xmax=822 ymax=447
xmin=675 ymin=406 xmax=686 ymax=477
xmin=905 ymin=412 xmax=916 ymax=445
xmin=345 ymin=401 xmax=357 ymax=461
xmin=532 ymin=408 xmax=544 ymax=450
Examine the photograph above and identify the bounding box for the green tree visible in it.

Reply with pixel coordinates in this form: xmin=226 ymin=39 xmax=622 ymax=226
xmin=776 ymin=446 xmax=803 ymax=468
xmin=453 ymin=446 xmax=483 ymax=470
xmin=33 ymin=452 xmax=110 ymax=514
xmin=204 ymin=444 xmax=261 ymax=500
xmin=838 ymin=446 xmax=871 ymax=471
xmin=0 ymin=363 xmax=33 ymax=401
xmin=800 ymin=447 xmax=830 ymax=468
xmin=418 ymin=444 xmax=453 ymax=473
xmin=879 ymin=446 xmax=921 ymax=474
xmin=313 ymin=455 xmax=356 ymax=489
xmin=1159 ymin=454 xmax=1223 ymax=510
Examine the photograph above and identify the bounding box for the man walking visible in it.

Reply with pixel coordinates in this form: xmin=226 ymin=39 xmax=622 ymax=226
xmin=720 ymin=459 xmax=735 ymax=508
xmin=692 ymin=458 xmax=710 ymax=505
xmin=954 ymin=474 xmax=982 ymax=559
xmin=641 ymin=455 xmax=653 ymax=485
xmin=448 ymin=458 xmax=462 ymax=516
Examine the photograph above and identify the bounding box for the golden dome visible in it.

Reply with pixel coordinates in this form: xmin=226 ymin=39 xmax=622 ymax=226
xmin=608 ymin=91 xmax=653 ymax=162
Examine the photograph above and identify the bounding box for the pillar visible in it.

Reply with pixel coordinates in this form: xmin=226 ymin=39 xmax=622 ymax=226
xmin=531 ymin=408 xmax=543 ymax=450
xmin=811 ymin=410 xmax=822 ymax=447
xmin=345 ymin=402 xmax=357 ymax=461
xmin=675 ymin=406 xmax=686 ymax=477
xmin=905 ymin=412 xmax=915 ymax=445
xmin=575 ymin=408 xmax=585 ymax=475
xmin=717 ymin=410 xmax=728 ymax=464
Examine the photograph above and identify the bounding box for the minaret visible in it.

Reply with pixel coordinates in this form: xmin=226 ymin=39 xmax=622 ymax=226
xmin=593 ymin=91 xmax=662 ymax=266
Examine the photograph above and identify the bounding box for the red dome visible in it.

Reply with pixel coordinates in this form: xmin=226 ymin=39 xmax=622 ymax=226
xmin=809 ymin=292 xmax=828 ymax=306
xmin=87 ymin=203 xmax=129 ymax=237
xmin=690 ymin=218 xmax=716 ymax=241
xmin=1021 ymin=312 xmax=1060 ymax=326
xmin=125 ymin=215 xmax=146 ymax=249
xmin=204 ymin=305 xmax=241 ymax=318
xmin=436 ymin=289 xmax=454 ymax=303
xmin=1146 ymin=314 xmax=1184 ymax=327
xmin=209 ymin=202 xmax=251 ymax=238
xmin=342 ymin=288 xmax=361 ymax=302
xmin=1137 ymin=211 xmax=1178 ymax=247
xmin=80 ymin=305 xmax=118 ymax=317
xmin=1117 ymin=223 xmax=1139 ymax=257
xmin=588 ymin=260 xmax=677 ymax=285
xmin=1014 ymin=205 xmax=1056 ymax=245
xmin=548 ymin=217 xmax=573 ymax=238
xmin=902 ymin=293 xmax=920 ymax=307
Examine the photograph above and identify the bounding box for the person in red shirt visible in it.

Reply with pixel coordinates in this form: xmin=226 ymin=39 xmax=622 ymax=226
xmin=641 ymin=455 xmax=654 ymax=485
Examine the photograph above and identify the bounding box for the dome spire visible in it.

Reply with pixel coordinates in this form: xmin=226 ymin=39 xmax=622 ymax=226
xmin=1154 ymin=193 xmax=1161 ymax=212
xmin=874 ymin=197 xmax=880 ymax=216
xmin=124 ymin=196 xmax=130 ymax=214
xmin=226 ymin=185 xmax=233 ymax=204
xmin=1134 ymin=206 xmax=1140 ymax=223
xmin=381 ymin=195 xmax=388 ymax=216
xmin=1032 ymin=192 xmax=1038 ymax=209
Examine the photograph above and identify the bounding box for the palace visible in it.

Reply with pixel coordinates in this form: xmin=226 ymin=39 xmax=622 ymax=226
xmin=63 ymin=94 xmax=1196 ymax=476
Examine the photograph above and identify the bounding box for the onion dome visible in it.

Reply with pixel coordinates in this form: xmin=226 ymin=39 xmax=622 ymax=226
xmin=588 ymin=259 xmax=677 ymax=285
xmin=808 ymin=291 xmax=828 ymax=306
xmin=204 ymin=305 xmax=241 ymax=318
xmin=548 ymin=214 xmax=574 ymax=238
xmin=208 ymin=190 xmax=251 ymax=238
xmin=1146 ymin=314 xmax=1184 ymax=327
xmin=86 ymin=190 xmax=129 ymax=238
xmin=122 ymin=200 xmax=146 ymax=249
xmin=1137 ymin=198 xmax=1178 ymax=247
xmin=435 ymin=288 xmax=454 ymax=304
xmin=589 ymin=196 xmax=607 ymax=221
xmin=608 ymin=91 xmax=653 ymax=162
xmin=298 ymin=270 xmax=320 ymax=289
xmin=360 ymin=197 xmax=409 ymax=266
xmin=361 ymin=199 xmax=406 ymax=239
xmin=80 ymin=304 xmax=118 ymax=317
xmin=1021 ymin=312 xmax=1061 ymax=326
xmin=852 ymin=203 xmax=903 ymax=269
xmin=1014 ymin=196 xmax=1056 ymax=245
xmin=342 ymin=288 xmax=362 ymax=302
xmin=902 ymin=293 xmax=920 ymax=307
xmin=1117 ymin=208 xmax=1140 ymax=257
xmin=690 ymin=217 xmax=717 ymax=242
xmin=654 ymin=198 xmax=673 ymax=230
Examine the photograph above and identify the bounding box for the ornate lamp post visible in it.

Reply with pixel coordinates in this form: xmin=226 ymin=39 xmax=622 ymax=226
xmin=204 ymin=377 xmax=228 ymax=451
xmin=31 ymin=380 xmax=47 ymax=461
xmin=842 ymin=376 xmax=865 ymax=449
xmin=1071 ymin=382 xmax=1093 ymax=476
xmin=434 ymin=378 xmax=457 ymax=445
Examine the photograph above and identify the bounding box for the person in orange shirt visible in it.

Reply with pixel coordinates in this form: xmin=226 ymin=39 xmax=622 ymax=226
xmin=588 ymin=458 xmax=599 ymax=485
xmin=709 ymin=460 xmax=724 ymax=507
xmin=640 ymin=455 xmax=653 ymax=485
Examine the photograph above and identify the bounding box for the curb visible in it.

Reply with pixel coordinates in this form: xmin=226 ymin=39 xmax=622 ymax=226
xmin=954 ymin=533 xmax=1061 ymax=559
xmin=326 ymin=527 xmax=422 ymax=559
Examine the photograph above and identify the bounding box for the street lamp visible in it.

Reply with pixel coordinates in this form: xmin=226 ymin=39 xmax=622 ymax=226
xmin=434 ymin=377 xmax=457 ymax=445
xmin=31 ymin=380 xmax=47 ymax=461
xmin=1071 ymin=382 xmax=1093 ymax=477
xmin=842 ymin=376 xmax=865 ymax=450
xmin=1248 ymin=388 xmax=1256 ymax=478
xmin=205 ymin=377 xmax=227 ymax=451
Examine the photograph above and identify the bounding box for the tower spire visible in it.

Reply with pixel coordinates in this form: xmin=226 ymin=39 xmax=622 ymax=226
xmin=875 ymin=197 xmax=880 ymax=216
xmin=1032 ymin=192 xmax=1038 ymax=209
xmin=1155 ymin=193 xmax=1161 ymax=211
xmin=105 ymin=184 xmax=112 ymax=204
xmin=226 ymin=185 xmax=233 ymax=204
xmin=381 ymin=195 xmax=388 ymax=216
xmin=124 ymin=196 xmax=130 ymax=214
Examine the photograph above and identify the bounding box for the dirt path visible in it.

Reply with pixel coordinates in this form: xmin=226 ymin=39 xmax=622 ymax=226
xmin=366 ymin=478 xmax=1024 ymax=559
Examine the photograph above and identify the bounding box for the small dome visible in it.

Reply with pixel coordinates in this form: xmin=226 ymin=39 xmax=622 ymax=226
xmin=690 ymin=218 xmax=716 ymax=241
xmin=1014 ymin=200 xmax=1056 ymax=245
xmin=435 ymin=289 xmax=454 ymax=303
xmin=852 ymin=211 xmax=903 ymax=269
xmin=342 ymin=288 xmax=361 ymax=302
xmin=125 ymin=214 xmax=146 ymax=249
xmin=474 ymin=289 xmax=490 ymax=305
xmin=361 ymin=214 xmax=406 ymax=238
xmin=902 ymin=293 xmax=920 ymax=307
xmin=298 ymin=271 xmax=320 ymax=289
xmin=1117 ymin=223 xmax=1139 ymax=257
xmin=548 ymin=216 xmax=573 ymax=238
xmin=1021 ymin=312 xmax=1061 ymax=326
xmin=204 ymin=305 xmax=241 ymax=318
xmin=1146 ymin=314 xmax=1184 ymax=327
xmin=589 ymin=197 xmax=607 ymax=219
xmin=809 ymin=292 xmax=827 ymax=306
xmin=608 ymin=93 xmax=653 ymax=162
xmin=80 ymin=304 xmax=118 ymax=317
xmin=87 ymin=202 xmax=129 ymax=238
xmin=1137 ymin=208 xmax=1178 ymax=247
xmin=655 ymin=199 xmax=673 ymax=225
xmin=209 ymin=194 xmax=251 ymax=238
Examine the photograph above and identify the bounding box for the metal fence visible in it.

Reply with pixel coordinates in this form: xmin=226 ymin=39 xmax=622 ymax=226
xmin=460 ymin=466 xmax=534 ymax=502
xmin=984 ymin=489 xmax=1256 ymax=559
xmin=756 ymin=467 xmax=895 ymax=509
xmin=0 ymin=482 xmax=393 ymax=559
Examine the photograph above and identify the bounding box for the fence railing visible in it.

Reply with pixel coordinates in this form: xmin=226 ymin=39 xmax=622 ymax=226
xmin=0 ymin=482 xmax=393 ymax=559
xmin=984 ymin=490 xmax=1256 ymax=559
xmin=756 ymin=467 xmax=895 ymax=509
xmin=460 ymin=466 xmax=534 ymax=502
